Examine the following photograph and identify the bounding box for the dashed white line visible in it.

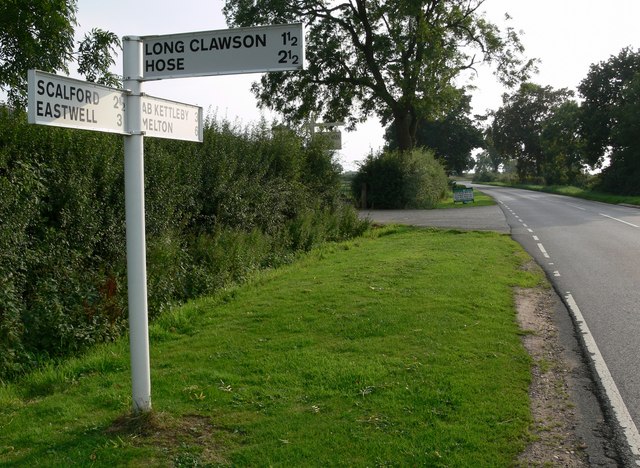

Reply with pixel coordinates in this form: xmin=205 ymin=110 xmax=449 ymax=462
xmin=567 ymin=203 xmax=587 ymax=211
xmin=565 ymin=293 xmax=640 ymax=465
xmin=537 ymin=243 xmax=550 ymax=258
xmin=599 ymin=213 xmax=639 ymax=228
xmin=527 ymin=228 xmax=534 ymax=233
xmin=532 ymin=235 xmax=539 ymax=241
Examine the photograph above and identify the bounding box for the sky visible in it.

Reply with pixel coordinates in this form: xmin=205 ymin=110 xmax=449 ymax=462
xmin=56 ymin=1 xmax=640 ymax=170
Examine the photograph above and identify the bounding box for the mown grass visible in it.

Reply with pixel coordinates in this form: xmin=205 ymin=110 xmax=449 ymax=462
xmin=0 ymin=226 xmax=544 ymax=466
xmin=481 ymin=182 xmax=640 ymax=206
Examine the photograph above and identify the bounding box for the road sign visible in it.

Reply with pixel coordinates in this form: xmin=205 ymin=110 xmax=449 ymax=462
xmin=317 ymin=131 xmax=342 ymax=150
xmin=28 ymin=69 xmax=127 ymax=134
xmin=140 ymin=23 xmax=304 ymax=80
xmin=141 ymin=95 xmax=203 ymax=142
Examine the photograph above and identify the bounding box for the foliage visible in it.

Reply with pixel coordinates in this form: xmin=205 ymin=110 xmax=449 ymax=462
xmin=0 ymin=228 xmax=542 ymax=466
xmin=76 ymin=28 xmax=122 ymax=87
xmin=0 ymin=1 xmax=122 ymax=108
xmin=0 ymin=108 xmax=367 ymax=380
xmin=490 ymin=83 xmax=576 ymax=183
xmin=223 ymin=0 xmax=534 ymax=150
xmin=539 ymin=101 xmax=587 ymax=186
xmin=352 ymin=148 xmax=448 ymax=209
xmin=0 ymin=0 xmax=77 ymax=107
xmin=385 ymin=93 xmax=484 ymax=174
xmin=579 ymin=47 xmax=640 ymax=195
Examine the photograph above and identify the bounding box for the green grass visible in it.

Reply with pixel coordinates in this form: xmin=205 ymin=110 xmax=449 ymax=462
xmin=436 ymin=189 xmax=496 ymax=209
xmin=482 ymin=182 xmax=640 ymax=206
xmin=0 ymin=226 xmax=543 ymax=466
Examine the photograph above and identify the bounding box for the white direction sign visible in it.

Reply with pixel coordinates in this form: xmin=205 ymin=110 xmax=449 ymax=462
xmin=28 ymin=70 xmax=203 ymax=142
xmin=28 ymin=69 xmax=127 ymax=134
xmin=141 ymin=95 xmax=203 ymax=142
xmin=141 ymin=23 xmax=304 ymax=80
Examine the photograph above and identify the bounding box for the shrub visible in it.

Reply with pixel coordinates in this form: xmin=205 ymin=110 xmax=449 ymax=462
xmin=352 ymin=148 xmax=448 ymax=209
xmin=0 ymin=108 xmax=368 ymax=380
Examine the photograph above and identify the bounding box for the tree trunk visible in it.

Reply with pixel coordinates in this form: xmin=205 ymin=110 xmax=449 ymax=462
xmin=393 ymin=107 xmax=418 ymax=152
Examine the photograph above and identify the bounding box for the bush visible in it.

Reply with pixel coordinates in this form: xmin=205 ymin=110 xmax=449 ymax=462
xmin=0 ymin=108 xmax=368 ymax=380
xmin=352 ymin=148 xmax=448 ymax=209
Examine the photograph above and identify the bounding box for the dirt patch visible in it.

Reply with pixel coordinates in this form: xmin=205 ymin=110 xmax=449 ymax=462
xmin=106 ymin=411 xmax=231 ymax=465
xmin=515 ymin=286 xmax=589 ymax=467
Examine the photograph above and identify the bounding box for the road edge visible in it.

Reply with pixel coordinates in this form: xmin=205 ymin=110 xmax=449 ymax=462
xmin=562 ymin=291 xmax=640 ymax=466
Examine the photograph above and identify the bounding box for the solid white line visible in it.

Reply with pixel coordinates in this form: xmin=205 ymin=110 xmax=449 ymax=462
xmin=537 ymin=243 xmax=550 ymax=258
xmin=600 ymin=213 xmax=639 ymax=228
xmin=565 ymin=293 xmax=640 ymax=464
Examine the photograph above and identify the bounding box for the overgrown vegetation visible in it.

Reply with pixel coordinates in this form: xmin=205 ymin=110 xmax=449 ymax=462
xmin=0 ymin=227 xmax=543 ymax=466
xmin=0 ymin=107 xmax=368 ymax=381
xmin=351 ymin=148 xmax=448 ymax=209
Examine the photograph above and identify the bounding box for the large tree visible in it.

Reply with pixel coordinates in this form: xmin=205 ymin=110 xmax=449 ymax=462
xmin=0 ymin=0 xmax=121 ymax=108
xmin=578 ymin=47 xmax=640 ymax=194
xmin=224 ymin=0 xmax=535 ymax=151
xmin=490 ymin=83 xmax=573 ymax=181
xmin=385 ymin=93 xmax=484 ymax=174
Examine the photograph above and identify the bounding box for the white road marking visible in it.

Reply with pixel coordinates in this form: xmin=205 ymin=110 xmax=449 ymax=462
xmin=533 ymin=236 xmax=539 ymax=241
xmin=565 ymin=293 xmax=640 ymax=465
xmin=599 ymin=213 xmax=639 ymax=228
xmin=553 ymin=270 xmax=561 ymax=277
xmin=527 ymin=228 xmax=534 ymax=233
xmin=567 ymin=203 xmax=587 ymax=211
xmin=523 ymin=224 xmax=528 ymax=228
xmin=537 ymin=243 xmax=550 ymax=258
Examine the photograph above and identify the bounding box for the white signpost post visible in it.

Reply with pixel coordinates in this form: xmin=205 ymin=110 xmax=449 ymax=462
xmin=29 ymin=23 xmax=304 ymax=414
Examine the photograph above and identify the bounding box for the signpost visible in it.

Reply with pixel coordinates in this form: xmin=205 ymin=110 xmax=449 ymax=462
xmin=28 ymin=23 xmax=304 ymax=414
xmin=28 ymin=70 xmax=127 ymax=134
xmin=28 ymin=70 xmax=203 ymax=143
xmin=141 ymin=23 xmax=304 ymax=80
xmin=316 ymin=130 xmax=342 ymax=150
xmin=141 ymin=95 xmax=203 ymax=142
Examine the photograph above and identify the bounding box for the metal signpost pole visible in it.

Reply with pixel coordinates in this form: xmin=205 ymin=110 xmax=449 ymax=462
xmin=123 ymin=36 xmax=152 ymax=413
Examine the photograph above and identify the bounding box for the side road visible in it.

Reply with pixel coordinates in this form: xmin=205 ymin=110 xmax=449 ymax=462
xmin=361 ymin=205 xmax=510 ymax=233
xmin=360 ymin=206 xmax=621 ymax=466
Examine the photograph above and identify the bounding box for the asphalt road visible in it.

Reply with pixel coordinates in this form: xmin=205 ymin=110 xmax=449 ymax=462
xmin=471 ymin=184 xmax=640 ymax=464
xmin=360 ymin=205 xmax=510 ymax=232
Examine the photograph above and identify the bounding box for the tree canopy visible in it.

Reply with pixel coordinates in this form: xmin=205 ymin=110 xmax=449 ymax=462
xmin=0 ymin=0 xmax=76 ymax=107
xmin=578 ymin=47 xmax=640 ymax=194
xmin=224 ymin=0 xmax=535 ymax=151
xmin=0 ymin=0 xmax=121 ymax=108
xmin=490 ymin=83 xmax=574 ymax=182
xmin=385 ymin=93 xmax=484 ymax=174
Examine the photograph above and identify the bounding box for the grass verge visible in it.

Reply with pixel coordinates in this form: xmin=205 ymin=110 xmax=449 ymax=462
xmin=0 ymin=226 xmax=543 ymax=466
xmin=480 ymin=182 xmax=640 ymax=207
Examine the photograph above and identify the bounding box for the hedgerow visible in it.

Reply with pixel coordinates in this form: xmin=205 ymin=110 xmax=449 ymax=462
xmin=0 ymin=108 xmax=368 ymax=380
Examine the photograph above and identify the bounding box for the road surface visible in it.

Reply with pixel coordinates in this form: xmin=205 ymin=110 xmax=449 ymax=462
xmin=472 ymin=184 xmax=640 ymax=465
